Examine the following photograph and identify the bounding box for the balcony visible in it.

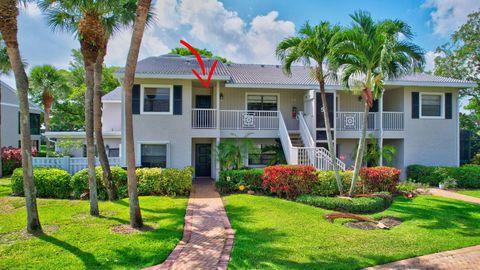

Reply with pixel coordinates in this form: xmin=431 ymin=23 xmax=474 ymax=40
xmin=192 ymin=109 xmax=279 ymax=130
xmin=336 ymin=112 xmax=404 ymax=131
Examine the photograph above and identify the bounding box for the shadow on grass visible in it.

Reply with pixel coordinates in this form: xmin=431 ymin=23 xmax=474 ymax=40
xmin=37 ymin=233 xmax=112 ymax=270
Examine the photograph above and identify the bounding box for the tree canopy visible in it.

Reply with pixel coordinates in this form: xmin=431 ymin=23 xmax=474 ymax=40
xmin=169 ymin=47 xmax=230 ymax=63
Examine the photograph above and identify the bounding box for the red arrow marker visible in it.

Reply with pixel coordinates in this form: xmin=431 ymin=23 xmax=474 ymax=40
xmin=180 ymin=40 xmax=218 ymax=89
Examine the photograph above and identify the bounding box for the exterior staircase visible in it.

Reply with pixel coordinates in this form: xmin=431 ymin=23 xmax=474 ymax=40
xmin=289 ymin=132 xmax=304 ymax=147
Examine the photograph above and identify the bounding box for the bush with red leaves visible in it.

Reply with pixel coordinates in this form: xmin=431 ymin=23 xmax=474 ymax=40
xmin=1 ymin=147 xmax=38 ymax=175
xmin=360 ymin=166 xmax=400 ymax=193
xmin=262 ymin=165 xmax=317 ymax=199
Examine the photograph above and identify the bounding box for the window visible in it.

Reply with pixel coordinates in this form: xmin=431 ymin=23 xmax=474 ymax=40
xmin=248 ymin=144 xmax=276 ymax=166
xmin=420 ymin=93 xmax=443 ymax=118
xmin=141 ymin=85 xmax=173 ymax=113
xmin=247 ymin=94 xmax=278 ymax=111
xmin=18 ymin=113 xmax=41 ymax=135
xmin=141 ymin=144 xmax=167 ymax=168
xmin=108 ymin=148 xmax=120 ymax=157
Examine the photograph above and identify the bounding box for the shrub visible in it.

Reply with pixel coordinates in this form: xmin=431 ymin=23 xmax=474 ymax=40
xmin=313 ymin=170 xmax=359 ymax=196
xmin=136 ymin=167 xmax=192 ymax=196
xmin=262 ymin=165 xmax=317 ymax=199
xmin=2 ymin=147 xmax=38 ymax=175
xmin=407 ymin=164 xmax=480 ymax=188
xmin=216 ymin=168 xmax=264 ymax=193
xmin=71 ymin=166 xmax=128 ymax=200
xmin=359 ymin=167 xmax=400 ymax=193
xmin=11 ymin=167 xmax=71 ymax=198
xmin=297 ymin=194 xmax=391 ymax=214
xmin=397 ymin=181 xmax=422 ymax=193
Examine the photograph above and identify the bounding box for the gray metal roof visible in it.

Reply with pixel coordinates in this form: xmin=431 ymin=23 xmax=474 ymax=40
xmin=114 ymin=55 xmax=476 ymax=90
xmin=1 ymin=80 xmax=43 ymax=111
xmin=102 ymin=87 xmax=122 ymax=101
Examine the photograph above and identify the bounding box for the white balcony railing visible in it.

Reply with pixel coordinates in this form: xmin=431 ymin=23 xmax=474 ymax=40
xmin=220 ymin=110 xmax=279 ymax=130
xmin=192 ymin=108 xmax=217 ymax=129
xmin=336 ymin=112 xmax=404 ymax=131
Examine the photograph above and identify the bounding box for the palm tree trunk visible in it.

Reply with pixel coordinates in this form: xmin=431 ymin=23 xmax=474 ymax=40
xmin=349 ymin=101 xmax=370 ymax=196
xmin=317 ymin=71 xmax=343 ymax=195
xmin=94 ymin=48 xmax=117 ymax=201
xmin=84 ymin=60 xmax=99 ymax=216
xmin=0 ymin=82 xmax=3 ymax=178
xmin=0 ymin=0 xmax=41 ymax=233
xmin=123 ymin=0 xmax=152 ymax=228
xmin=45 ymin=105 xmax=51 ymax=151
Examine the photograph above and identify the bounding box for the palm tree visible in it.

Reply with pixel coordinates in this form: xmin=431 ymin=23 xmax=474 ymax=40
xmin=332 ymin=11 xmax=424 ymax=196
xmin=0 ymin=0 xmax=42 ymax=233
xmin=30 ymin=65 xmax=68 ymax=152
xmin=0 ymin=35 xmax=12 ymax=178
xmin=123 ymin=0 xmax=152 ymax=228
xmin=276 ymin=22 xmax=344 ymax=195
xmin=40 ymin=0 xmax=116 ymax=216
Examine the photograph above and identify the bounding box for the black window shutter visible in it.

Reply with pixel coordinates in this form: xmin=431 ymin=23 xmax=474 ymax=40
xmin=412 ymin=92 xmax=419 ymax=119
xmin=371 ymin=99 xmax=379 ymax=112
xmin=173 ymin=85 xmax=183 ymax=115
xmin=132 ymin=84 xmax=140 ymax=114
xmin=445 ymin=93 xmax=452 ymax=119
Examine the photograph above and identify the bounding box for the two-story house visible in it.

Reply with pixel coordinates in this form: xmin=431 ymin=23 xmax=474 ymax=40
xmin=46 ymin=55 xmax=476 ymax=179
xmin=1 ymin=80 xmax=42 ymax=150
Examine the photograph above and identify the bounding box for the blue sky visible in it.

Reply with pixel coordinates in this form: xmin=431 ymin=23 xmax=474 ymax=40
xmin=2 ymin=0 xmax=480 ymax=86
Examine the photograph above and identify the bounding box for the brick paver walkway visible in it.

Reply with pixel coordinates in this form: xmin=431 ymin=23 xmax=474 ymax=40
xmin=364 ymin=245 xmax=480 ymax=270
xmin=145 ymin=178 xmax=234 ymax=270
xmin=427 ymin=188 xmax=480 ymax=205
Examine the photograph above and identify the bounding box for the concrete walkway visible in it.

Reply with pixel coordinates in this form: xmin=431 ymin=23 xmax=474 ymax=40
xmin=145 ymin=178 xmax=234 ymax=270
xmin=427 ymin=188 xmax=480 ymax=205
xmin=364 ymin=245 xmax=480 ymax=270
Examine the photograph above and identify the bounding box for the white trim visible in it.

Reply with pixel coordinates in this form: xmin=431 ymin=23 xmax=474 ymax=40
xmin=114 ymin=73 xmax=231 ymax=81
xmin=419 ymin=92 xmax=445 ymax=119
xmin=244 ymin=92 xmax=280 ymax=110
xmin=136 ymin=141 xmax=171 ymax=167
xmin=44 ymin=131 xmax=121 ymax=139
xmin=385 ymin=80 xmax=476 ymax=88
xmin=140 ymin=84 xmax=174 ymax=115
xmin=0 ymin=102 xmax=42 ymax=112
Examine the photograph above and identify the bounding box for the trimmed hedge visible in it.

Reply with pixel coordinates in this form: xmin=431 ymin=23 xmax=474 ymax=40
xmin=407 ymin=164 xmax=480 ymax=188
xmin=297 ymin=194 xmax=392 ymax=214
xmin=262 ymin=165 xmax=317 ymax=199
xmin=360 ymin=167 xmax=400 ymax=193
xmin=136 ymin=167 xmax=192 ymax=196
xmin=216 ymin=169 xmax=264 ymax=193
xmin=71 ymin=167 xmax=128 ymax=200
xmin=11 ymin=167 xmax=72 ymax=199
xmin=313 ymin=170 xmax=358 ymax=196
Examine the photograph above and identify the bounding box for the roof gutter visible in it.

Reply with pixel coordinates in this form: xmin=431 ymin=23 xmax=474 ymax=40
xmin=114 ymin=73 xmax=231 ymax=81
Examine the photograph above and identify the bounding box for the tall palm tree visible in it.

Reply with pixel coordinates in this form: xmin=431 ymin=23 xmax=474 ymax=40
xmin=332 ymin=11 xmax=424 ymax=196
xmin=30 ymin=65 xmax=68 ymax=151
xmin=276 ymin=22 xmax=344 ymax=195
xmin=123 ymin=0 xmax=152 ymax=228
xmin=0 ymin=35 xmax=12 ymax=178
xmin=0 ymin=0 xmax=42 ymax=233
xmin=40 ymin=0 xmax=115 ymax=216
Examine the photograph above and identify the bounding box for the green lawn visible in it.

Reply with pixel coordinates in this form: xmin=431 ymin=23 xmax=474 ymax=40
xmin=457 ymin=190 xmax=480 ymax=198
xmin=0 ymin=177 xmax=11 ymax=197
xmin=224 ymin=194 xmax=480 ymax=270
xmin=0 ymin=194 xmax=188 ymax=269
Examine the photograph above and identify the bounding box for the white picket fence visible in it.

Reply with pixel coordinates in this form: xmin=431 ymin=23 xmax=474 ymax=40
xmin=33 ymin=157 xmax=122 ymax=175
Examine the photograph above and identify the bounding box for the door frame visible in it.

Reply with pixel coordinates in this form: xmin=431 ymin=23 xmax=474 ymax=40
xmin=195 ymin=143 xmax=212 ymax=177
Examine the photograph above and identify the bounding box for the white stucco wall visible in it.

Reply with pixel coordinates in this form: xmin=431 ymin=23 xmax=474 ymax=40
xmin=102 ymin=103 xmax=121 ymax=132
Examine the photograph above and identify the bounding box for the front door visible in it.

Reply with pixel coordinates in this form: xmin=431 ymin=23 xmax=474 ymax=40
xmin=195 ymin=144 xmax=211 ymax=177
xmin=195 ymin=95 xmax=212 ymax=128
xmin=196 ymin=95 xmax=212 ymax=109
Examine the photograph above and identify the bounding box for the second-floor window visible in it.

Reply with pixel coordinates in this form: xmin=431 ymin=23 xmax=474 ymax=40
xmin=247 ymin=94 xmax=278 ymax=111
xmin=420 ymin=93 xmax=443 ymax=119
xmin=18 ymin=113 xmax=41 ymax=135
xmin=142 ymin=85 xmax=173 ymax=114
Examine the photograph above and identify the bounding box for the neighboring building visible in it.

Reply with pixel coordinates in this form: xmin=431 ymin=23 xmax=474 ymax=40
xmin=47 ymin=55 xmax=477 ymax=179
xmin=1 ymin=80 xmax=42 ymax=150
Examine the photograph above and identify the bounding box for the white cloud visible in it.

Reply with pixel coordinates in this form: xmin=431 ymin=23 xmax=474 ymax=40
xmin=154 ymin=0 xmax=181 ymax=30
xmin=22 ymin=3 xmax=41 ymax=18
xmin=424 ymin=50 xmax=445 ymax=71
xmin=423 ymin=0 xmax=480 ymax=36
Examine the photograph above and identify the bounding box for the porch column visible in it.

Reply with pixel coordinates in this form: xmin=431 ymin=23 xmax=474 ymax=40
xmin=215 ymin=137 xmax=220 ymax=180
xmin=379 ymin=90 xmax=384 ymax=166
xmin=215 ymin=81 xmax=221 ymax=180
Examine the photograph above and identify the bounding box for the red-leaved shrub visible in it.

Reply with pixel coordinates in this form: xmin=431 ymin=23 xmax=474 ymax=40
xmin=1 ymin=147 xmax=38 ymax=175
xmin=359 ymin=166 xmax=400 ymax=193
xmin=262 ymin=165 xmax=317 ymax=199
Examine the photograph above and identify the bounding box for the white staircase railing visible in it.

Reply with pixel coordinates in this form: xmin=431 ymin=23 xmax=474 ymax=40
xmin=278 ymin=112 xmax=297 ymax=164
xmin=296 ymin=111 xmax=346 ymax=171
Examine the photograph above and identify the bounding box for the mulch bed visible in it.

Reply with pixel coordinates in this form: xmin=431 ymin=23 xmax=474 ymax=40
xmin=345 ymin=216 xmax=402 ymax=230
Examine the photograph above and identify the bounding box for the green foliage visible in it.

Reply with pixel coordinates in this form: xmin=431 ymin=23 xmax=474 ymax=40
xmin=407 ymin=164 xmax=480 ymax=188
xmin=216 ymin=138 xmax=254 ymax=170
xmin=216 ymin=169 xmax=264 ymax=193
xmin=313 ymin=170 xmax=357 ymax=196
xmin=56 ymin=138 xmax=83 ymax=156
xmin=0 ymin=35 xmax=11 ymax=75
xmin=71 ymin=166 xmax=128 ymax=200
xmin=136 ymin=167 xmax=192 ymax=196
xmin=169 ymin=47 xmax=230 ymax=63
xmin=296 ymin=194 xmax=391 ymax=214
xmin=350 ymin=134 xmax=398 ymax=167
xmin=11 ymin=168 xmax=72 ymax=199
xmin=29 ymin=64 xmax=70 ymax=105
xmin=396 ymin=181 xmax=426 ymax=193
